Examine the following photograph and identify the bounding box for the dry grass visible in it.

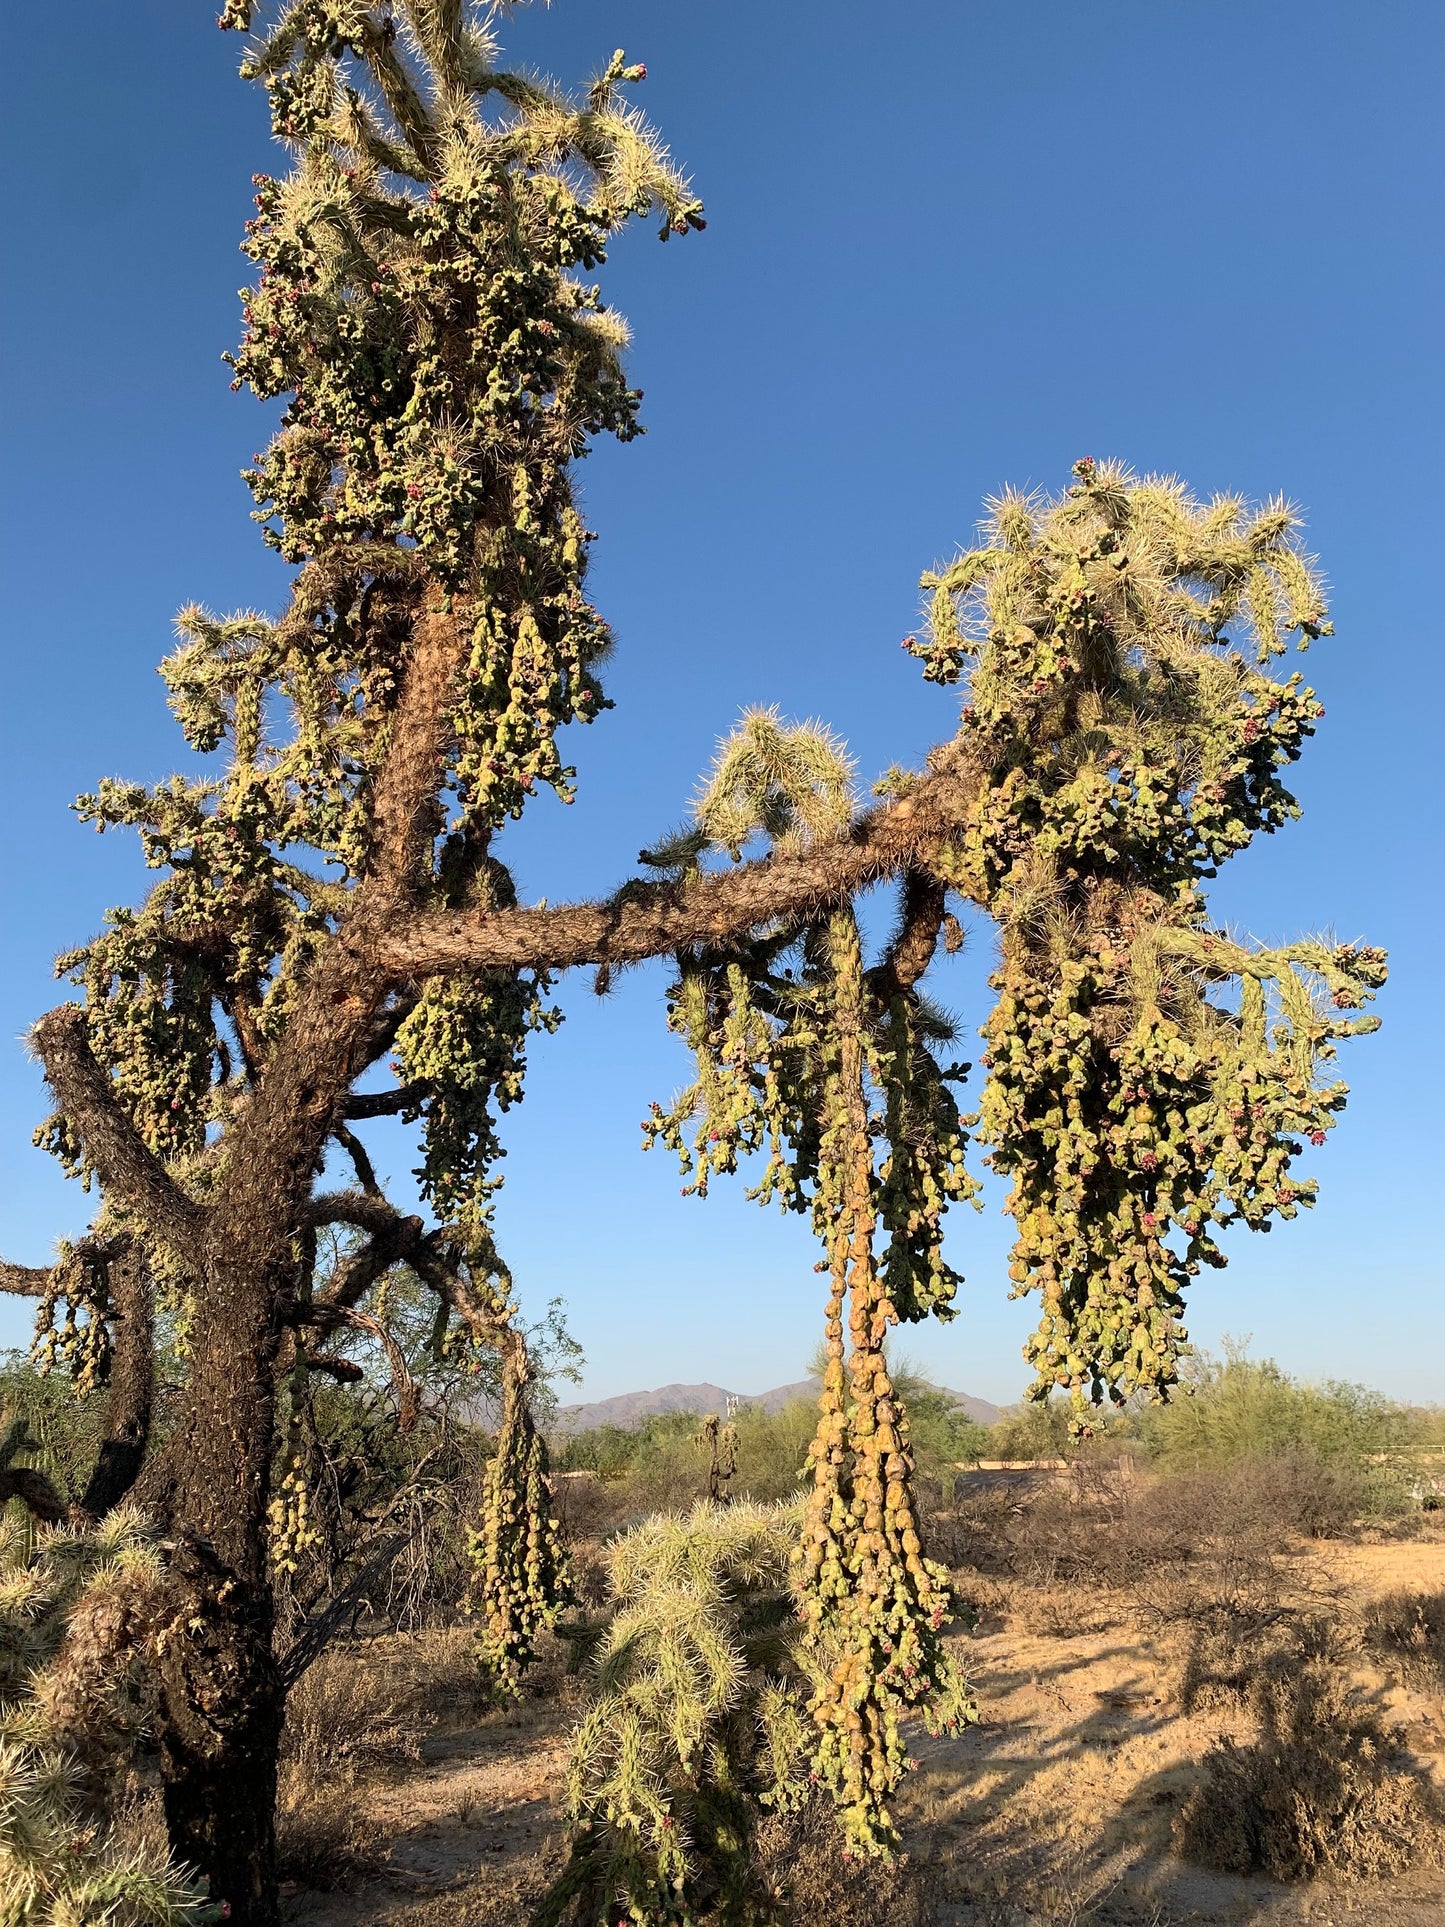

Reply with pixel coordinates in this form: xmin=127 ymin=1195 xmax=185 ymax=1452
xmin=276 ymin=1778 xmax=387 ymax=1892
xmin=909 ymin=1462 xmax=1445 ymax=1921
xmin=753 ymin=1801 xmax=933 ymax=1927
xmin=270 ymin=1474 xmax=1445 ymax=1925
xmin=935 ymin=1450 xmax=1363 ymax=1590
xmin=278 ymin=1628 xmax=486 ymax=1891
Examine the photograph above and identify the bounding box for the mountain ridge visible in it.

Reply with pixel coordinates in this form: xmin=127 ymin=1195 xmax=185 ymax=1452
xmin=550 ymin=1378 xmax=1004 ymax=1433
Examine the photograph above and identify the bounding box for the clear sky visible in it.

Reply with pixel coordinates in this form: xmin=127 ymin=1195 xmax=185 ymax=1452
xmin=1 ymin=2 xmax=1441 ymax=1407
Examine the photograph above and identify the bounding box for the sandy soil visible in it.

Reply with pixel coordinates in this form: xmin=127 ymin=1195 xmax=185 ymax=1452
xmin=280 ymin=1536 xmax=1445 ymax=1927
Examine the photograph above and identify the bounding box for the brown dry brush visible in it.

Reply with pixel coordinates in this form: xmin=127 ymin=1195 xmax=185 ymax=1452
xmin=1175 ymin=1634 xmax=1445 ymax=1881
xmin=273 ymin=1631 xmax=480 ymax=1891
xmin=1365 ymin=1590 xmax=1445 ymax=1693
xmin=938 ymin=1458 xmax=1445 ymax=1885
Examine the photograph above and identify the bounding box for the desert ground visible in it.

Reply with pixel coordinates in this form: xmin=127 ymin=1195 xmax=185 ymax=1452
xmin=273 ymin=1474 xmax=1445 ymax=1927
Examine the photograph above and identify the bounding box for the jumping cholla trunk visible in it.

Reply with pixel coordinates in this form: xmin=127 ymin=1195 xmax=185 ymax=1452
xmin=144 ymin=1254 xmax=286 ymax=1924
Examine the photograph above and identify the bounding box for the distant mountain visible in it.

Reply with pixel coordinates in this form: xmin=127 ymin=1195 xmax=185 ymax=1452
xmin=550 ymin=1379 xmax=1002 ymax=1434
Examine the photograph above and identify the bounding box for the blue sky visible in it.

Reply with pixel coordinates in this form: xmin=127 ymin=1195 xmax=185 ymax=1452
xmin=1 ymin=1 xmax=1441 ymax=1405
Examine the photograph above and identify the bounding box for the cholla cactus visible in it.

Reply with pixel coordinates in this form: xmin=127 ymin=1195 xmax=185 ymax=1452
xmin=0 ymin=1510 xmax=213 ymax=1925
xmin=647 ymin=465 xmax=1385 ymax=1850
xmin=693 ymin=1415 xmax=737 ymax=1504
xmin=6 ymin=4 xmax=704 ymax=1892
xmin=792 ymin=912 xmax=974 ymax=1856
xmin=693 ymin=707 xmax=857 ymax=861
xmin=647 ymin=725 xmax=978 ymax=1854
xmin=466 ymin=1299 xmax=572 ymax=1697
xmin=539 ymin=1502 xmax=811 ymax=1927
xmin=912 ymin=462 xmax=1385 ymax=1408
xmin=4 ymin=0 xmax=1385 ymax=1902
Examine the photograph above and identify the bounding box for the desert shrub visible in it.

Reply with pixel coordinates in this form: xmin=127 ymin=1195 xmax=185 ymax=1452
xmin=753 ymin=1799 xmax=932 ymax=1927
xmin=1151 ymin=1448 xmax=1364 ymax=1546
xmin=282 ymin=1650 xmax=423 ymax=1786
xmin=1364 ymin=1590 xmax=1445 ymax=1692
xmin=551 ymin=1412 xmax=710 ymax=1518
xmin=281 ymin=1629 xmax=480 ymax=1783
xmin=1175 ymin=1654 xmax=1444 ymax=1879
xmin=551 ymin=1379 xmax=983 ymax=1527
xmin=731 ymin=1400 xmax=818 ymax=1501
xmin=0 ymin=1354 xmax=110 ymax=1510
xmin=938 ymin=1453 xmax=1368 ymax=1650
xmin=888 ymin=1372 xmax=992 ymax=1492
xmin=1172 ymin=1599 xmax=1351 ymax=1722
xmin=267 ymin=1284 xmax=581 ymax=1654
xmin=0 ymin=1509 xmax=213 ymax=1924
xmin=539 ymin=1501 xmax=811 ymax=1927
xmin=551 ymin=1423 xmax=656 ymax=1483
xmin=984 ymin=1399 xmax=1082 ymax=1463
xmin=270 ymin=1367 xmax=497 ymax=1642
xmin=1228 ymin=1446 xmax=1364 ymax=1537
xmin=1138 ymin=1351 xmax=1423 ymax=1473
xmin=946 ymin=1447 xmax=1366 ymax=1608
xmin=274 ymin=1777 xmax=384 ymax=1893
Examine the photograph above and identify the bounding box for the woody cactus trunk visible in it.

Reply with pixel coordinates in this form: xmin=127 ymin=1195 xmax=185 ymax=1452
xmin=6 ymin=4 xmax=701 ymax=1917
xmin=3 ymin=3 xmax=1385 ymax=1920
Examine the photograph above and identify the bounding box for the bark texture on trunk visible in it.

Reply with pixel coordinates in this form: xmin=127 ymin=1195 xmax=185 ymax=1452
xmin=136 ymin=1245 xmax=291 ymax=1925
xmin=131 ymin=611 xmax=464 ymax=1918
xmin=158 ymin=1536 xmax=283 ymax=1927
xmin=82 ymin=1249 xmax=155 ymax=1518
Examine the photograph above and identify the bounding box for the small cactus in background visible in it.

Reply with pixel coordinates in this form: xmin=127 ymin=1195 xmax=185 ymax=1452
xmin=694 ymin=1414 xmax=738 ymax=1504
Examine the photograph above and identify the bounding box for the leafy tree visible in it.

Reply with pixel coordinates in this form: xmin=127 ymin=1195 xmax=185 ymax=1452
xmin=0 ymin=3 xmax=1383 ymax=1919
xmin=1137 ymin=1344 xmax=1424 ymax=1468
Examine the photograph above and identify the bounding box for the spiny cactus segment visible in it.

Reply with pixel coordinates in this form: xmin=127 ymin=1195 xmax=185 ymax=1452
xmin=0 ymin=1510 xmax=214 ymax=1923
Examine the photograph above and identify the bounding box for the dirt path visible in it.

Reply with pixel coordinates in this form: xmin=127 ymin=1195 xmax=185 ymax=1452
xmin=281 ymin=1697 xmax=573 ymax=1926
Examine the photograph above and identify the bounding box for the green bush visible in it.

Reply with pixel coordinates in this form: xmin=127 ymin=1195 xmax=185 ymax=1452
xmin=1137 ymin=1351 xmax=1422 ymax=1468
xmin=0 ymin=1352 xmax=110 ymax=1511
xmin=552 ymin=1373 xmax=987 ymax=1520
xmin=981 ymin=1398 xmax=1082 ymax=1463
